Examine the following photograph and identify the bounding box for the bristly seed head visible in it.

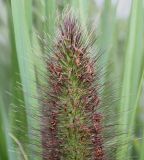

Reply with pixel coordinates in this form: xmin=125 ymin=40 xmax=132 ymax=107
xmin=41 ymin=12 xmax=108 ymax=160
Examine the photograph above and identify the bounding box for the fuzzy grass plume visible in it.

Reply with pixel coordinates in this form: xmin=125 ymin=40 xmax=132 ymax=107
xmin=39 ymin=12 xmax=120 ymax=160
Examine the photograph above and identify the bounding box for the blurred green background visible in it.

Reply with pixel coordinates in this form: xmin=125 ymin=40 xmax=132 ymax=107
xmin=0 ymin=0 xmax=144 ymax=160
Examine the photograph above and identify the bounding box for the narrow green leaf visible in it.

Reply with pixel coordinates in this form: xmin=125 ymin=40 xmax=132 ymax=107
xmin=45 ymin=0 xmax=56 ymax=37
xmin=71 ymin=0 xmax=89 ymax=27
xmin=118 ymin=0 xmax=144 ymax=159
xmin=0 ymin=98 xmax=9 ymax=160
xmin=9 ymin=133 xmax=28 ymax=160
xmin=137 ymin=70 xmax=144 ymax=160
xmin=0 ymin=96 xmax=16 ymax=160
xmin=6 ymin=0 xmax=28 ymax=147
xmin=24 ymin=0 xmax=32 ymax=35
xmin=33 ymin=0 xmax=45 ymax=32
xmin=98 ymin=0 xmax=117 ymax=84
xmin=11 ymin=0 xmax=39 ymax=159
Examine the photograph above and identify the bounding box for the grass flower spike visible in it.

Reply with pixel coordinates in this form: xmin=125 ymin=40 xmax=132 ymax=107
xmin=40 ymin=12 xmax=118 ymax=160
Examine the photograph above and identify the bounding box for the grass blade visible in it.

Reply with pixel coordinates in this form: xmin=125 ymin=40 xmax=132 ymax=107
xmin=11 ymin=0 xmax=39 ymax=159
xmin=45 ymin=0 xmax=56 ymax=37
xmin=98 ymin=0 xmax=117 ymax=83
xmin=71 ymin=0 xmax=89 ymax=27
xmin=0 ymin=96 xmax=16 ymax=160
xmin=24 ymin=0 xmax=32 ymax=35
xmin=118 ymin=0 xmax=144 ymax=159
xmin=137 ymin=70 xmax=144 ymax=160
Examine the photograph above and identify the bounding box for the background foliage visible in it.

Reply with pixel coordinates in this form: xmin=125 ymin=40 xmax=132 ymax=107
xmin=0 ymin=0 xmax=144 ymax=160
